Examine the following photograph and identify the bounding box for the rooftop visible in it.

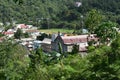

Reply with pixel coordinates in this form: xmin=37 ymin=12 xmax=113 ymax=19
xmin=61 ymin=34 xmax=97 ymax=44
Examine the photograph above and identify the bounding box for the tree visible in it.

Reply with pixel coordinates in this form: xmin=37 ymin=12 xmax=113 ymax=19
xmin=24 ymin=48 xmax=49 ymax=80
xmin=85 ymin=9 xmax=103 ymax=33
xmin=12 ymin=0 xmax=23 ymax=4
xmin=23 ymin=32 xmax=29 ymax=38
xmin=71 ymin=44 xmax=79 ymax=54
xmin=36 ymin=33 xmax=48 ymax=41
xmin=95 ymin=21 xmax=118 ymax=43
xmin=0 ymin=41 xmax=30 ymax=80
xmin=14 ymin=28 xmax=23 ymax=39
xmin=110 ymin=35 xmax=120 ymax=61
xmin=82 ymin=45 xmax=120 ymax=80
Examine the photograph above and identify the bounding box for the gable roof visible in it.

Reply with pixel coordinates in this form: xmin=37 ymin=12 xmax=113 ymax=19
xmin=62 ymin=36 xmax=87 ymax=44
xmin=61 ymin=34 xmax=97 ymax=44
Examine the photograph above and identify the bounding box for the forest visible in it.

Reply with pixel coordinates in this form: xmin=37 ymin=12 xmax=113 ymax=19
xmin=0 ymin=0 xmax=120 ymax=80
xmin=1 ymin=0 xmax=120 ymax=29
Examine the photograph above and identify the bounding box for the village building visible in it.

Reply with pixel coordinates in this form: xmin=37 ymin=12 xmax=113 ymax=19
xmin=41 ymin=38 xmax=52 ymax=52
xmin=16 ymin=24 xmax=29 ymax=29
xmin=19 ymin=38 xmax=34 ymax=50
xmin=51 ymin=34 xmax=98 ymax=53
xmin=3 ymin=31 xmax=14 ymax=38
xmin=14 ymin=24 xmax=40 ymax=39
xmin=33 ymin=40 xmax=42 ymax=49
xmin=25 ymin=29 xmax=40 ymax=39
xmin=16 ymin=24 xmax=38 ymax=30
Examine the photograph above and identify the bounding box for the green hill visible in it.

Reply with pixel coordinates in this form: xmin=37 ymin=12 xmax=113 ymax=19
xmin=1 ymin=0 xmax=120 ymax=27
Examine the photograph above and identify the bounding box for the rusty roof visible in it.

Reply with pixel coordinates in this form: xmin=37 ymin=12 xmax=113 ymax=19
xmin=61 ymin=34 xmax=98 ymax=44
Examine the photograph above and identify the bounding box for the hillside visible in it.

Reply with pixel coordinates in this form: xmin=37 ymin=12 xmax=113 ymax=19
xmin=1 ymin=0 xmax=120 ymax=27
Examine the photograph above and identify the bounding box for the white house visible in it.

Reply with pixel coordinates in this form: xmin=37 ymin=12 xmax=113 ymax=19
xmin=3 ymin=29 xmax=15 ymax=38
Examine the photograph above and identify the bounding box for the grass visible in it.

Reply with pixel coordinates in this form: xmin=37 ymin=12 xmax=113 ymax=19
xmin=39 ymin=29 xmax=74 ymax=34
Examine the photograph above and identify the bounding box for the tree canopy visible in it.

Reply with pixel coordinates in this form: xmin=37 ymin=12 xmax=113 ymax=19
xmin=0 ymin=0 xmax=120 ymax=80
xmin=1 ymin=0 xmax=120 ymax=29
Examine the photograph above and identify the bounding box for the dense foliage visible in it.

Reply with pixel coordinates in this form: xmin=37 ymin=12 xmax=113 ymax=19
xmin=0 ymin=0 xmax=120 ymax=80
xmin=0 ymin=41 xmax=30 ymax=79
xmin=1 ymin=36 xmax=120 ymax=80
xmin=1 ymin=0 xmax=120 ymax=28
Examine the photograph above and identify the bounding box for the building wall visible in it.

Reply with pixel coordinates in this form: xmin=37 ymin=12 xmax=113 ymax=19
xmin=51 ymin=36 xmax=66 ymax=53
xmin=51 ymin=35 xmax=90 ymax=53
xmin=78 ymin=42 xmax=88 ymax=48
xmin=51 ymin=40 xmax=74 ymax=53
xmin=41 ymin=43 xmax=51 ymax=52
xmin=67 ymin=45 xmax=73 ymax=52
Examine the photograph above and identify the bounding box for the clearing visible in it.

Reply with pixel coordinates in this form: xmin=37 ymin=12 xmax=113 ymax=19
xmin=39 ymin=29 xmax=74 ymax=34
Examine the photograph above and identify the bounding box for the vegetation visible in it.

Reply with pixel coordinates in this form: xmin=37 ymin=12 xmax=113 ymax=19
xmin=85 ymin=9 xmax=103 ymax=33
xmin=14 ymin=28 xmax=23 ymax=39
xmin=0 ymin=29 xmax=120 ymax=79
xmin=1 ymin=0 xmax=120 ymax=29
xmin=0 ymin=0 xmax=120 ymax=80
xmin=36 ymin=33 xmax=49 ymax=41
xmin=95 ymin=21 xmax=118 ymax=43
xmin=0 ymin=41 xmax=30 ymax=79
xmin=39 ymin=29 xmax=74 ymax=34
xmin=23 ymin=32 xmax=29 ymax=38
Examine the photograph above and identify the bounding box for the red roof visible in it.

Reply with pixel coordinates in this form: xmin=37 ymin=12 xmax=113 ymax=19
xmin=3 ymin=31 xmax=14 ymax=35
xmin=19 ymin=24 xmax=28 ymax=29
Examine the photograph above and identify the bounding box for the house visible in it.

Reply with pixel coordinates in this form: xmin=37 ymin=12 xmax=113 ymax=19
xmin=51 ymin=34 xmax=98 ymax=53
xmin=25 ymin=29 xmax=40 ymax=39
xmin=41 ymin=38 xmax=52 ymax=52
xmin=2 ymin=28 xmax=16 ymax=38
xmin=33 ymin=40 xmax=42 ymax=49
xmin=16 ymin=24 xmax=28 ymax=29
xmin=27 ymin=41 xmax=33 ymax=51
xmin=16 ymin=24 xmax=37 ymax=30
xmin=7 ymin=29 xmax=16 ymax=33
xmin=19 ymin=38 xmax=34 ymax=51
xmin=3 ymin=31 xmax=14 ymax=38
